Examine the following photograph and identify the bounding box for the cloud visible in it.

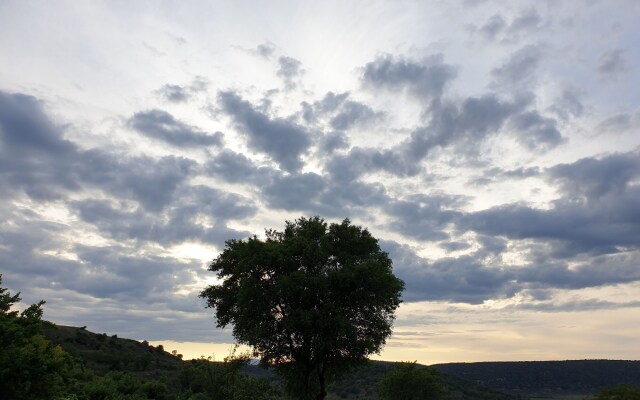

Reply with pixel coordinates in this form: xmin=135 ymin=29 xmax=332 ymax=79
xmin=507 ymin=8 xmax=542 ymax=34
xmin=129 ymin=109 xmax=223 ymax=148
xmin=471 ymin=8 xmax=542 ymax=42
xmin=0 ymin=91 xmax=79 ymax=200
xmin=206 ymin=149 xmax=272 ymax=184
xmin=381 ymin=240 xmax=517 ymax=304
xmin=404 ymin=94 xmax=530 ymax=160
xmin=300 ymin=91 xmax=382 ymax=131
xmin=597 ymin=110 xmax=640 ymax=134
xmin=72 ymin=185 xmax=256 ymax=247
xmin=460 ymin=152 xmax=640 ymax=258
xmin=384 ymin=194 xmax=465 ymax=241
xmin=508 ymin=110 xmax=564 ymax=151
xmin=277 ymin=56 xmax=304 ymax=90
xmin=318 ymin=131 xmax=349 ymax=154
xmin=547 ymin=151 xmax=640 ymax=200
xmin=330 ymin=100 xmax=383 ymax=130
xmin=259 ymin=169 xmax=388 ymax=218
xmin=476 ymin=14 xmax=507 ymax=41
xmin=255 ymin=42 xmax=276 ymax=59
xmin=491 ymin=45 xmax=543 ymax=87
xmin=470 ymin=166 xmax=541 ymax=186
xmin=0 ymin=90 xmax=195 ymax=212
xmin=597 ymin=49 xmax=626 ymax=77
xmin=157 ymin=84 xmax=189 ymax=102
xmin=218 ymin=90 xmax=312 ymax=171
xmin=362 ymin=54 xmax=457 ymax=103
xmin=383 ymin=238 xmax=640 ymax=304
xmin=548 ymin=87 xmax=585 ymax=120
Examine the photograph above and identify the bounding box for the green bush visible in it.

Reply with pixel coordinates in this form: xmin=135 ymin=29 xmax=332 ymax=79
xmin=378 ymin=362 xmax=445 ymax=400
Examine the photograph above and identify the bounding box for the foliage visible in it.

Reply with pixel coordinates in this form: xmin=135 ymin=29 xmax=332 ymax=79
xmin=200 ymin=217 xmax=405 ymax=400
xmin=0 ymin=274 xmax=76 ymax=400
xmin=81 ymin=371 xmax=171 ymax=400
xmin=178 ymin=349 xmax=279 ymax=400
xmin=378 ymin=361 xmax=445 ymax=400
xmin=592 ymin=384 xmax=640 ymax=400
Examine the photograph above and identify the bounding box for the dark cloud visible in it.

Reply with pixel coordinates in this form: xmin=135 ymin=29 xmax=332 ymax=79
xmin=508 ymin=110 xmax=564 ymax=151
xmin=218 ymin=91 xmax=312 ymax=171
xmin=461 ymin=152 xmax=640 ymax=258
xmin=259 ymin=168 xmax=388 ymax=218
xmin=512 ymin=298 xmax=640 ymax=313
xmin=255 ymin=42 xmax=276 ymax=59
xmin=330 ymin=100 xmax=382 ymax=130
xmin=507 ymin=8 xmax=542 ymax=34
xmin=299 ymin=91 xmax=382 ymax=131
xmin=476 ymin=14 xmax=507 ymax=40
xmin=548 ymin=88 xmax=585 ymax=120
xmin=72 ymin=185 xmax=256 ymax=247
xmin=440 ymin=241 xmax=472 ymax=252
xmin=470 ymin=165 xmax=541 ymax=185
xmin=262 ymin=172 xmax=326 ymax=211
xmin=491 ymin=45 xmax=543 ymax=86
xmin=383 ymin=239 xmax=640 ymax=304
xmin=362 ymin=54 xmax=457 ymax=103
xmin=315 ymin=91 xmax=350 ymax=114
xmin=597 ymin=49 xmax=626 ymax=77
xmin=321 ymin=94 xmax=530 ymax=181
xmin=318 ymin=131 xmax=349 ymax=154
xmin=381 ymin=240 xmax=517 ymax=304
xmin=0 ymin=90 xmax=196 ymax=212
xmin=158 ymin=84 xmax=189 ymax=102
xmin=129 ymin=109 xmax=223 ymax=148
xmin=277 ymin=56 xmax=304 ymax=90
xmin=206 ymin=149 xmax=273 ymax=184
xmin=0 ymin=91 xmax=79 ymax=200
xmin=404 ymin=94 xmax=530 ymax=160
xmin=597 ymin=111 xmax=639 ymax=133
xmin=547 ymin=151 xmax=640 ymax=200
xmin=385 ymin=194 xmax=465 ymax=241
xmin=472 ymin=8 xmax=542 ymax=42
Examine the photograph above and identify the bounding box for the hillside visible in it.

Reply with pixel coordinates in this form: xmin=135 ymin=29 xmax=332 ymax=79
xmin=43 ymin=324 xmax=519 ymax=399
xmin=432 ymin=360 xmax=640 ymax=398
xmin=43 ymin=324 xmax=640 ymax=399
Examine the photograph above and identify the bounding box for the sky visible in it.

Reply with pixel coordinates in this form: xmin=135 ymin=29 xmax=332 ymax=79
xmin=1 ymin=0 xmax=639 ymax=364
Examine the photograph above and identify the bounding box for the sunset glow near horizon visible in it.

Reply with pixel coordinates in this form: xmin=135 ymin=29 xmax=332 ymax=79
xmin=1 ymin=1 xmax=640 ymax=365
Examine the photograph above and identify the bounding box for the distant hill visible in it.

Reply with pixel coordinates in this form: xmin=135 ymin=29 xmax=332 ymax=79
xmin=43 ymin=324 xmax=640 ymax=399
xmin=432 ymin=360 xmax=640 ymax=397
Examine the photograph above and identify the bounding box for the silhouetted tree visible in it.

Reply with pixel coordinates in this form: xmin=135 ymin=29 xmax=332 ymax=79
xmin=200 ymin=217 xmax=405 ymax=400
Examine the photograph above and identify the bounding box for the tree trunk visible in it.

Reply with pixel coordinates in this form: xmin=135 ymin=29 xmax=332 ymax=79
xmin=316 ymin=364 xmax=326 ymax=400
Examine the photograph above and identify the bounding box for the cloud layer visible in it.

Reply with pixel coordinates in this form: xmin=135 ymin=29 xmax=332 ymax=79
xmin=1 ymin=1 xmax=639 ymax=359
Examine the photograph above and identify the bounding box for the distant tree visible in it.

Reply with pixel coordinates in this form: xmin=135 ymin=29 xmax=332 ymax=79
xmin=593 ymin=384 xmax=640 ymax=400
xmin=200 ymin=217 xmax=405 ymax=400
xmin=378 ymin=362 xmax=445 ymax=400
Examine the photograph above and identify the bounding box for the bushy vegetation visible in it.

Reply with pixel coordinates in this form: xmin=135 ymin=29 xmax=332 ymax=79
xmin=378 ymin=362 xmax=444 ymax=400
xmin=0 ymin=275 xmax=279 ymax=400
xmin=593 ymin=384 xmax=640 ymax=400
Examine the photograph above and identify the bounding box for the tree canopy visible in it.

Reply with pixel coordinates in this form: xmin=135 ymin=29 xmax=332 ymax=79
xmin=200 ymin=216 xmax=405 ymax=400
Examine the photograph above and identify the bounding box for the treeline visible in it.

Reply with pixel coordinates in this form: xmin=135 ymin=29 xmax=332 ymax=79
xmin=433 ymin=360 xmax=640 ymax=396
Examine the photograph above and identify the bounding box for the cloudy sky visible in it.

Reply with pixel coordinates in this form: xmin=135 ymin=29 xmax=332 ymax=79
xmin=1 ymin=0 xmax=640 ymax=364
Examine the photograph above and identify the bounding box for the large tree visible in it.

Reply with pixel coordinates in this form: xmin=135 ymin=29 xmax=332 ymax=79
xmin=200 ymin=217 xmax=405 ymax=400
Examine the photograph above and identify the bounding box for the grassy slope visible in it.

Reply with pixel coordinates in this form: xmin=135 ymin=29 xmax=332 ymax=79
xmin=43 ymin=324 xmax=639 ymax=399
